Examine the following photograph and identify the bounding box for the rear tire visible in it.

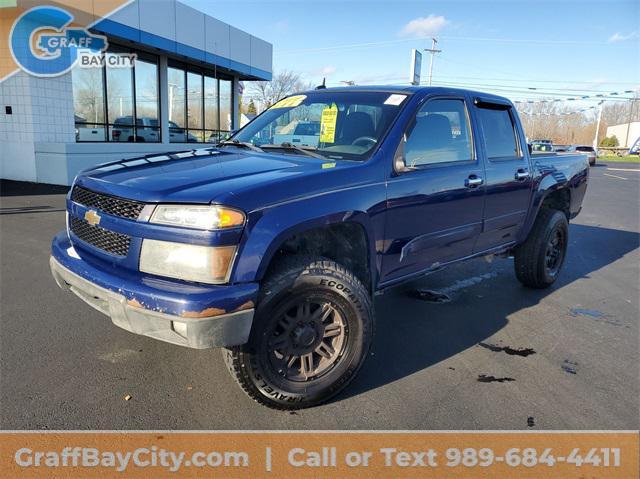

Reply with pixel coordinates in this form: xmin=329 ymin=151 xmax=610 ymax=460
xmin=514 ymin=209 xmax=568 ymax=289
xmin=223 ymin=256 xmax=374 ymax=410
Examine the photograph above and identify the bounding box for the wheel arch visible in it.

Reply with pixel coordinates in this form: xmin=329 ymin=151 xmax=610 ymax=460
xmin=519 ymin=178 xmax=571 ymax=243
xmin=232 ymin=207 xmax=378 ymax=293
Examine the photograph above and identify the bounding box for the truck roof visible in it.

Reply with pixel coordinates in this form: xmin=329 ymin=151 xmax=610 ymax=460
xmin=298 ymin=85 xmax=513 ymax=105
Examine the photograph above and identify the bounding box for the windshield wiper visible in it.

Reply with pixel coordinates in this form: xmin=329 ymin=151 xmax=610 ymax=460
xmin=218 ymin=140 xmax=264 ymax=153
xmin=260 ymin=143 xmax=325 ymax=159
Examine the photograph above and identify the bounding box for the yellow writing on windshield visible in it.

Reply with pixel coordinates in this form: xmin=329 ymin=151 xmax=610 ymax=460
xmin=270 ymin=95 xmax=307 ymax=109
xmin=320 ymin=103 xmax=338 ymax=143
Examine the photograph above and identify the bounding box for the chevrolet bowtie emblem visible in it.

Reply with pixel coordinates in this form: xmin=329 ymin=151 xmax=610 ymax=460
xmin=84 ymin=210 xmax=101 ymax=226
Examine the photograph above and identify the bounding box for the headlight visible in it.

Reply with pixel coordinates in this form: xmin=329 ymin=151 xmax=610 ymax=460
xmin=150 ymin=205 xmax=244 ymax=230
xmin=139 ymin=239 xmax=236 ymax=284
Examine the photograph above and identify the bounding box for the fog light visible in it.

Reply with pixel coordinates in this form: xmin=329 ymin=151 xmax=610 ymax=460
xmin=172 ymin=321 xmax=188 ymax=339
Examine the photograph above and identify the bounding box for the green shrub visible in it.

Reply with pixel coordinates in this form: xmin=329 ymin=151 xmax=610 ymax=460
xmin=600 ymin=135 xmax=619 ymax=147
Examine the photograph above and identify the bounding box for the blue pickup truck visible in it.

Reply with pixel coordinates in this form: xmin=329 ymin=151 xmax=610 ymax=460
xmin=50 ymin=86 xmax=589 ymax=409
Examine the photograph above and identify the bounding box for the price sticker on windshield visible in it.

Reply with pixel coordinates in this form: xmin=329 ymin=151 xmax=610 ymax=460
xmin=271 ymin=95 xmax=307 ymax=109
xmin=384 ymin=94 xmax=407 ymax=106
xmin=320 ymin=103 xmax=338 ymax=143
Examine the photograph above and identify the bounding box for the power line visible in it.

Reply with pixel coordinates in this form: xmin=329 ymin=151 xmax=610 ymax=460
xmin=326 ymin=74 xmax=638 ymax=99
xmin=429 ymin=74 xmax=639 ymax=86
xmin=279 ymin=33 xmax=611 ymax=55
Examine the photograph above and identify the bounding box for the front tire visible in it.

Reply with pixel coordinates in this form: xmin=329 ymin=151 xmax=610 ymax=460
xmin=514 ymin=209 xmax=569 ymax=289
xmin=223 ymin=257 xmax=374 ymax=409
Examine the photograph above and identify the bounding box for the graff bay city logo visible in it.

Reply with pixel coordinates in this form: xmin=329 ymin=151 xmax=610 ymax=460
xmin=9 ymin=6 xmax=135 ymax=77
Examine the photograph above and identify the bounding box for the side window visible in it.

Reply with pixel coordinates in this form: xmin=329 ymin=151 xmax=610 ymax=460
xmin=404 ymin=99 xmax=473 ymax=167
xmin=476 ymin=106 xmax=520 ymax=159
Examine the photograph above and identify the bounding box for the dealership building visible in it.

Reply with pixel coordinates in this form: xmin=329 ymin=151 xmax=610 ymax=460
xmin=0 ymin=0 xmax=272 ymax=185
xmin=605 ymin=121 xmax=640 ymax=148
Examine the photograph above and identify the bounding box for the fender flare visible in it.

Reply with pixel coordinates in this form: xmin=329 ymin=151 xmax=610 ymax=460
xmin=231 ymin=201 xmax=379 ymax=287
xmin=519 ymin=174 xmax=570 ymax=242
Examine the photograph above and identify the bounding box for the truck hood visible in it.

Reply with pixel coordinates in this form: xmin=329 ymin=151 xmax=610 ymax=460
xmin=75 ymin=148 xmax=341 ymax=206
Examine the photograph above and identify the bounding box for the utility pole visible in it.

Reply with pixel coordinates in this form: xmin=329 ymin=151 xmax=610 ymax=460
xmin=593 ymin=100 xmax=604 ymax=150
xmin=424 ymin=38 xmax=442 ymax=86
xmin=624 ymin=97 xmax=637 ymax=148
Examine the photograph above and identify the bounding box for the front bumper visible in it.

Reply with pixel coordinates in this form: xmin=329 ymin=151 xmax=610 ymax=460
xmin=50 ymin=232 xmax=257 ymax=349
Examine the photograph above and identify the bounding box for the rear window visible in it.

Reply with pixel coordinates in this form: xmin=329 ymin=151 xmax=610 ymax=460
xmin=113 ymin=116 xmax=133 ymax=126
xmin=576 ymin=146 xmax=594 ymax=152
xmin=294 ymin=123 xmax=320 ymax=135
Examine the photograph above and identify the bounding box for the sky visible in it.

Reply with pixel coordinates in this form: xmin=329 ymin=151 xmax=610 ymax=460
xmin=184 ymin=0 xmax=639 ymax=108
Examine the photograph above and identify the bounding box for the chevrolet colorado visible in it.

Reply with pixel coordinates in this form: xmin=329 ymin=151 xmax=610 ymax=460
xmin=50 ymin=86 xmax=589 ymax=409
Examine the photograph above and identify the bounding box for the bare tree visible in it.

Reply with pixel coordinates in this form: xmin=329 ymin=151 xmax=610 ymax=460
xmin=247 ymin=70 xmax=314 ymax=112
xmin=516 ymin=96 xmax=640 ymax=146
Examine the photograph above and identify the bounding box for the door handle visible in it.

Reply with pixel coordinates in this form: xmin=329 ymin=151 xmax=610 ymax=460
xmin=465 ymin=175 xmax=483 ymax=188
xmin=515 ymin=169 xmax=530 ymax=181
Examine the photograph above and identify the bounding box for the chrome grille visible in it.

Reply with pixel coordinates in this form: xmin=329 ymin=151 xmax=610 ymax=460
xmin=71 ymin=186 xmax=145 ymax=220
xmin=70 ymin=217 xmax=131 ymax=257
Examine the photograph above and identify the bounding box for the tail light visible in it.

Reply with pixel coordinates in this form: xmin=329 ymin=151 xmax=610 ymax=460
xmin=112 ymin=130 xmax=121 ymax=140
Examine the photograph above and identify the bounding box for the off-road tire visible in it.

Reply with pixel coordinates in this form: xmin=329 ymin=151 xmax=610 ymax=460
xmin=223 ymin=256 xmax=374 ymax=410
xmin=514 ymin=208 xmax=569 ymax=289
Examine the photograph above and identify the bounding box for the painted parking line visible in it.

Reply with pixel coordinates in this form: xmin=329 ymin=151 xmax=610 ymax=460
xmin=606 ymin=167 xmax=640 ymax=172
xmin=603 ymin=173 xmax=628 ymax=180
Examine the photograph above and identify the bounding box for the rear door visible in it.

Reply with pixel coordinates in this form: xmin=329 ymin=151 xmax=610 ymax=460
xmin=381 ymin=96 xmax=485 ymax=284
xmin=472 ymin=99 xmax=533 ymax=252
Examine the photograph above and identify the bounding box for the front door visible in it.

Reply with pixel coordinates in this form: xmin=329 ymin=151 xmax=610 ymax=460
xmin=472 ymin=101 xmax=533 ymax=251
xmin=381 ymin=97 xmax=485 ymax=285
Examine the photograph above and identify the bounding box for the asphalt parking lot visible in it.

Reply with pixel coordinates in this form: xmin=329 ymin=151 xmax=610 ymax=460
xmin=1 ymin=162 xmax=638 ymax=430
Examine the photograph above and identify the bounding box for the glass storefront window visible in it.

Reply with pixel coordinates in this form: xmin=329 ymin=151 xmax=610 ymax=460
xmin=73 ymin=67 xmax=106 ymax=141
xmin=71 ymin=49 xmax=237 ymax=144
xmin=219 ymin=79 xmax=233 ymax=134
xmin=187 ymin=71 xmax=204 ymax=142
xmin=73 ymin=47 xmax=159 ymax=142
xmin=134 ymin=59 xmax=160 ymax=142
xmin=106 ymin=52 xmax=134 ymax=142
xmin=204 ymin=75 xmax=219 ymax=143
xmin=168 ymin=66 xmax=186 ymax=142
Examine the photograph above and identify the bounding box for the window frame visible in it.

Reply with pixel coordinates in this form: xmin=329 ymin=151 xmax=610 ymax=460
xmin=474 ymin=102 xmax=524 ymax=162
xmin=395 ymin=95 xmax=477 ymax=173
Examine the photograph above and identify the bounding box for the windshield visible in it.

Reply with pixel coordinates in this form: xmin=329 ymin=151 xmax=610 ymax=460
xmin=532 ymin=143 xmax=554 ymax=152
xmin=230 ymin=91 xmax=409 ymax=160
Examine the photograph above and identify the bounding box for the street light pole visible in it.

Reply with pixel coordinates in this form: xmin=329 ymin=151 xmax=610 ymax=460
xmin=424 ymin=38 xmax=442 ymax=86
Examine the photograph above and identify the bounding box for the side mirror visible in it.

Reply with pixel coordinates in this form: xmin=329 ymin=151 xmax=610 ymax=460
xmin=393 ymin=136 xmax=416 ymax=174
xmin=394 ymin=153 xmax=407 ymax=174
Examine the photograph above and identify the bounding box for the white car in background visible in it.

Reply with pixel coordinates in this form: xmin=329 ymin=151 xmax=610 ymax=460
xmin=111 ymin=117 xmax=198 ymax=143
xmin=568 ymin=145 xmax=596 ymax=166
xmin=273 ymin=120 xmax=321 ymax=147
